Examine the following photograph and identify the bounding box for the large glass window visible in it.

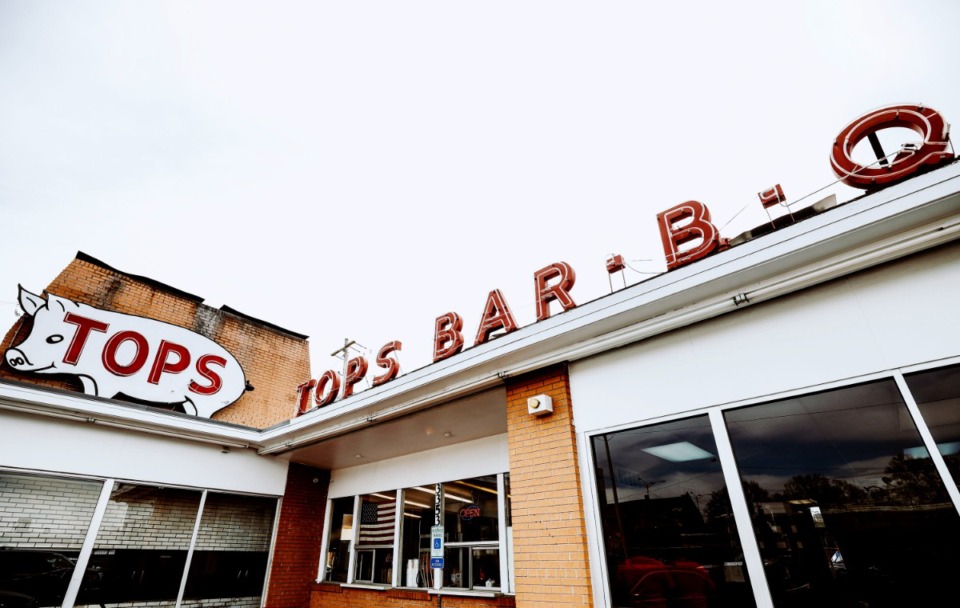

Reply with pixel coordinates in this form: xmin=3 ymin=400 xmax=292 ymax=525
xmin=355 ymin=491 xmax=396 ymax=584
xmin=325 ymin=474 xmax=511 ymax=592
xmin=85 ymin=483 xmax=203 ymax=607
xmin=399 ymin=486 xmax=434 ymax=588
xmin=442 ymin=476 xmax=500 ymax=590
xmin=724 ymin=379 xmax=960 ymax=608
xmin=592 ymin=415 xmax=755 ymax=607
xmin=905 ymin=364 xmax=960 ymax=489
xmin=322 ymin=497 xmax=355 ymax=583
xmin=0 ymin=472 xmax=104 ymax=608
xmin=182 ymin=492 xmax=277 ymax=606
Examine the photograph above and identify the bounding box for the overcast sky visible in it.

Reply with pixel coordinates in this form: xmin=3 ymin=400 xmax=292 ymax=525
xmin=1 ymin=1 xmax=958 ymax=383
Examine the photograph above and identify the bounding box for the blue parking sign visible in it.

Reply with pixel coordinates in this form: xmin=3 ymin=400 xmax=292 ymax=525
xmin=430 ymin=557 xmax=444 ymax=569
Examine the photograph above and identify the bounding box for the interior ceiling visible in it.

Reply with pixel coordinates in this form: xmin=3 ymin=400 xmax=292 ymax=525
xmin=279 ymin=387 xmax=508 ymax=470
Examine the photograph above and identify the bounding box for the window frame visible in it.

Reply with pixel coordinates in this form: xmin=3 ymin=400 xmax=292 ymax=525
xmin=319 ymin=472 xmax=513 ymax=594
xmin=580 ymin=363 xmax=960 ymax=608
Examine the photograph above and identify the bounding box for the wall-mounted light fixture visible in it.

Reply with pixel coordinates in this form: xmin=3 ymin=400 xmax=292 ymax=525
xmin=527 ymin=394 xmax=553 ymax=417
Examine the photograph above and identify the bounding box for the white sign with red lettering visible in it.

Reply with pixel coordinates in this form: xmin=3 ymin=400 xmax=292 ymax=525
xmin=4 ymin=286 xmax=246 ymax=418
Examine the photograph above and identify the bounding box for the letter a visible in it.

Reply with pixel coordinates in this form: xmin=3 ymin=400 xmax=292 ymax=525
xmin=475 ymin=289 xmax=518 ymax=346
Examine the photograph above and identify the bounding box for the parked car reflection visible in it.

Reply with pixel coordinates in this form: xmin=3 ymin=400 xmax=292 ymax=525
xmin=0 ymin=549 xmax=101 ymax=607
xmin=616 ymin=556 xmax=715 ymax=607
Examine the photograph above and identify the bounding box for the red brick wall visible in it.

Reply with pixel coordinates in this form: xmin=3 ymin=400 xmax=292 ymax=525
xmin=310 ymin=585 xmax=516 ymax=608
xmin=0 ymin=254 xmax=310 ymax=427
xmin=504 ymin=364 xmax=593 ymax=608
xmin=266 ymin=463 xmax=330 ymax=608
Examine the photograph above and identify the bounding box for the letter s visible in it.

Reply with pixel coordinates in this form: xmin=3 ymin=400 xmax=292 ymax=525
xmin=189 ymin=354 xmax=226 ymax=395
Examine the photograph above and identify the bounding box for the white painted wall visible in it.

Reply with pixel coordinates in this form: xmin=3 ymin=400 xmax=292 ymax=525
xmin=327 ymin=434 xmax=510 ymax=498
xmin=0 ymin=410 xmax=289 ymax=495
xmin=569 ymin=241 xmax=960 ymax=434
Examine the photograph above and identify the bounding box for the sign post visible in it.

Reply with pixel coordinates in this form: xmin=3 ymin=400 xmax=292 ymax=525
xmin=432 ymin=483 xmax=443 ymax=589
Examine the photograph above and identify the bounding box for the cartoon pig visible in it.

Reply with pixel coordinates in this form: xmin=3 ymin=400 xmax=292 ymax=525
xmin=4 ymin=286 xmax=247 ymax=418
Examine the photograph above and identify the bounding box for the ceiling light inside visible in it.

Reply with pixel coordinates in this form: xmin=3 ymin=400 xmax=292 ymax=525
xmin=642 ymin=441 xmax=713 ymax=462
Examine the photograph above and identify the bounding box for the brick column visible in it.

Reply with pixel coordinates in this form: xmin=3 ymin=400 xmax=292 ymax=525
xmin=505 ymin=364 xmax=593 ymax=607
xmin=266 ymin=463 xmax=330 ymax=608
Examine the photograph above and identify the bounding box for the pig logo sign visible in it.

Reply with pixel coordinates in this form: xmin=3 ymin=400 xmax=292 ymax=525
xmin=4 ymin=286 xmax=246 ymax=418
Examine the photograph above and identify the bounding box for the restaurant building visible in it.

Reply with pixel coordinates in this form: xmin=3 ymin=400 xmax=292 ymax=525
xmin=1 ymin=104 xmax=959 ymax=608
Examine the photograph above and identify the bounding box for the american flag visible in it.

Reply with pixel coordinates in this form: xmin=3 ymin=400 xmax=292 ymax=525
xmin=358 ymin=500 xmax=396 ymax=545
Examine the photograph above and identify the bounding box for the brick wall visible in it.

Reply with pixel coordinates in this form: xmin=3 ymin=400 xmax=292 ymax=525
xmin=0 ymin=472 xmax=102 ymax=549
xmin=0 ymin=253 xmax=310 ymax=428
xmin=265 ymin=464 xmax=330 ymax=608
xmin=504 ymin=364 xmax=593 ymax=608
xmin=77 ymin=600 xmax=262 ymax=608
xmin=310 ymin=586 xmax=517 ymax=608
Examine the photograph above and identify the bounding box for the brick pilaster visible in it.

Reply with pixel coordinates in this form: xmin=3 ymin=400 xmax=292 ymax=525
xmin=266 ymin=463 xmax=330 ymax=608
xmin=504 ymin=364 xmax=593 ymax=607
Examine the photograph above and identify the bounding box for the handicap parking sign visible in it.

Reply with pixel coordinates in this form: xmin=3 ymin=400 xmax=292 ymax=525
xmin=430 ymin=525 xmax=444 ymax=559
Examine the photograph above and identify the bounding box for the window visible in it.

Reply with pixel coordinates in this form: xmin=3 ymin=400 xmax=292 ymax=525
xmin=182 ymin=493 xmax=277 ymax=605
xmin=442 ymin=476 xmax=500 ymax=590
xmin=591 ymin=416 xmax=755 ymax=608
xmin=905 ymin=364 xmax=960 ymax=489
xmin=324 ymin=473 xmax=512 ymax=593
xmin=399 ymin=486 xmax=434 ymax=588
xmin=0 ymin=472 xmax=103 ymax=607
xmin=724 ymin=379 xmax=960 ymax=607
xmin=322 ymin=497 xmax=355 ymax=583
xmin=86 ymin=483 xmax=203 ymax=606
xmin=0 ymin=472 xmax=277 ymax=608
xmin=354 ymin=491 xmax=397 ymax=584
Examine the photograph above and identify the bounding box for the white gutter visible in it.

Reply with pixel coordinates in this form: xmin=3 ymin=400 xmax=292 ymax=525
xmin=0 ymin=380 xmax=262 ymax=449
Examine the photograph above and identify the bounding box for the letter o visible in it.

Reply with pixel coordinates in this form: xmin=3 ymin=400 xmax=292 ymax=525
xmin=102 ymin=330 xmax=149 ymax=376
xmin=314 ymin=370 xmax=341 ymax=407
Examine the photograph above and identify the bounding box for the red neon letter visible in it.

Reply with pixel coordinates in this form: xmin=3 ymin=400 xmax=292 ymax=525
xmin=342 ymin=356 xmax=368 ymax=399
xmin=474 ymin=289 xmax=518 ymax=346
xmin=534 ymin=261 xmax=577 ymax=321
xmin=831 ymin=104 xmax=954 ymax=190
xmin=189 ymin=354 xmax=226 ymax=395
xmin=372 ymin=341 xmax=402 ymax=387
xmin=62 ymin=313 xmax=109 ymax=365
xmin=102 ymin=330 xmax=149 ymax=376
xmin=296 ymin=379 xmax=317 ymax=415
xmin=757 ymin=184 xmax=786 ymax=209
xmin=657 ymin=201 xmax=723 ymax=270
xmin=314 ymin=370 xmax=340 ymax=407
xmin=433 ymin=312 xmax=464 ymax=362
xmin=148 ymin=340 xmax=191 ymax=384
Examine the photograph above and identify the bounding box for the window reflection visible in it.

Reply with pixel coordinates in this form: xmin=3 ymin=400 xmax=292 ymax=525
xmin=399 ymin=486 xmax=433 ymax=588
xmin=724 ymin=379 xmax=960 ymax=607
xmin=592 ymin=416 xmax=755 ymax=607
xmin=85 ymin=484 xmax=202 ymax=607
xmin=323 ymin=497 xmax=354 ymax=583
xmin=905 ymin=364 xmax=960 ymax=488
xmin=182 ymin=493 xmax=276 ymax=604
xmin=0 ymin=473 xmax=103 ymax=608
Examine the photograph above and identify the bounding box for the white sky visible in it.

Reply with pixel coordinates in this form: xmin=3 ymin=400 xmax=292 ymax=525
xmin=1 ymin=1 xmax=958 ymax=383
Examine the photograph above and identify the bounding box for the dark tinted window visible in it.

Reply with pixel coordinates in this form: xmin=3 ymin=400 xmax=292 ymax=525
xmin=592 ymin=415 xmax=755 ymax=607
xmin=724 ymin=379 xmax=960 ymax=607
xmin=905 ymin=364 xmax=960 ymax=488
